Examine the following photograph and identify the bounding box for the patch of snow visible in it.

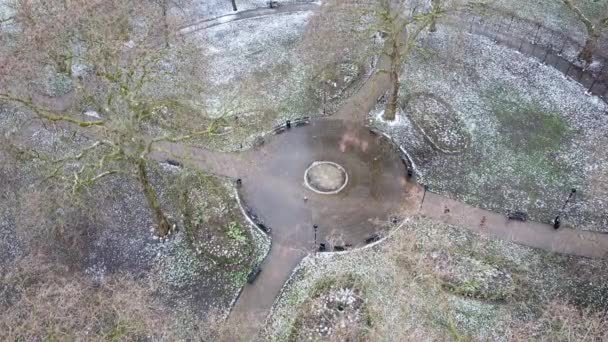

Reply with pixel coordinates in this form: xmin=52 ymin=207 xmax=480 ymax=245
xmin=71 ymin=63 xmax=89 ymax=78
xmin=84 ymin=110 xmax=101 ymax=119
xmin=588 ymin=59 xmax=604 ymax=74
xmin=194 ymin=11 xmax=313 ymax=85
xmin=372 ymin=107 xmax=405 ymax=127
xmin=184 ymin=0 xmax=315 ymax=21
xmin=124 ymin=40 xmax=136 ymax=49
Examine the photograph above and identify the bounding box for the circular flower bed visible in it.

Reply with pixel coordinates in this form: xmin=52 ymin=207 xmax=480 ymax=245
xmin=404 ymin=92 xmax=471 ymax=154
xmin=304 ymin=161 xmax=349 ymax=195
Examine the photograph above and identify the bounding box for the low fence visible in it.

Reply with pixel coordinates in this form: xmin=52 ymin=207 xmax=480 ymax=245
xmin=453 ymin=11 xmax=608 ymax=103
xmin=270 ymin=116 xmax=311 ymax=135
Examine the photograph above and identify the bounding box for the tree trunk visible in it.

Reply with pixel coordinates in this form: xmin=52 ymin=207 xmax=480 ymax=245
xmin=429 ymin=0 xmax=440 ymax=32
xmin=561 ymin=0 xmax=601 ymax=64
xmin=429 ymin=20 xmax=437 ymax=33
xmin=162 ymin=0 xmax=170 ymax=48
xmin=383 ymin=69 xmax=400 ymax=121
xmin=137 ymin=159 xmax=171 ymax=236
xmin=231 ymin=0 xmax=237 ymax=11
xmin=579 ymin=34 xmax=598 ymax=64
xmin=383 ymin=39 xmax=400 ymax=121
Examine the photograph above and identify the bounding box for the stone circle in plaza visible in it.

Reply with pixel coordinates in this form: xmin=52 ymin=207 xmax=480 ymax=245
xmin=304 ymin=161 xmax=348 ymax=194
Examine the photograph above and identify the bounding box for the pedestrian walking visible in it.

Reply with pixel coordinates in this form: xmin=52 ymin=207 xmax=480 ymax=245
xmin=553 ymin=216 xmax=561 ymax=230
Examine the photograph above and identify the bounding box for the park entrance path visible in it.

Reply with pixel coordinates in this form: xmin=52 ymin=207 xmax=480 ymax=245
xmin=150 ymin=140 xmax=254 ymax=179
xmin=179 ymin=2 xmax=320 ymax=35
xmin=332 ymin=52 xmax=391 ymax=123
xmin=420 ymin=191 xmax=608 ymax=258
xmin=228 ymin=236 xmax=308 ymax=337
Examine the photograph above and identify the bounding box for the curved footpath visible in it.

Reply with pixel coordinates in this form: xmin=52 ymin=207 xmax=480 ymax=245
xmin=420 ymin=190 xmax=608 ymax=258
xmin=150 ymin=140 xmax=253 ymax=179
xmin=145 ymin=7 xmax=608 ymax=340
xmin=227 ymin=233 xmax=308 ymax=337
xmin=179 ymin=2 xmax=320 ymax=35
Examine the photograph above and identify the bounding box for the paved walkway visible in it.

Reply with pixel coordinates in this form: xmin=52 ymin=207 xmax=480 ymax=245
xmin=332 ymin=52 xmax=391 ymax=123
xmin=179 ymin=2 xmax=320 ymax=35
xmin=224 ymin=119 xmax=420 ymax=336
xmin=150 ymin=141 xmax=251 ymax=179
xmin=420 ymin=190 xmax=608 ymax=258
xmin=227 ymin=231 xmax=308 ymax=337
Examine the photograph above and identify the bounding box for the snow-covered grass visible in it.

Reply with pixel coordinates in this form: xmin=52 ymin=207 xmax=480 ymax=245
xmin=0 ymin=106 xmax=263 ymax=338
xmin=371 ymin=27 xmax=608 ymax=231
xmin=371 ymin=107 xmax=405 ymax=127
xmin=472 ymin=0 xmax=608 ymax=62
xmin=264 ymin=216 xmax=608 ymax=341
xmin=183 ymin=0 xmax=316 ymax=21
xmin=186 ymin=8 xmax=374 ymax=152
xmin=199 ymin=11 xmax=312 ymax=85
xmin=490 ymin=0 xmax=607 ymax=33
xmin=185 ymin=11 xmax=318 ymax=151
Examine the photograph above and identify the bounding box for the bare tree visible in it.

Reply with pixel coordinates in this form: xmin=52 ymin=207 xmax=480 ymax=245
xmin=0 ymin=0 xmax=215 ymax=237
xmin=301 ymin=0 xmax=450 ymax=121
xmin=375 ymin=0 xmax=442 ymax=121
xmin=562 ymin=0 xmax=608 ymax=64
xmin=150 ymin=0 xmax=192 ymax=47
xmin=299 ymin=1 xmax=431 ymax=121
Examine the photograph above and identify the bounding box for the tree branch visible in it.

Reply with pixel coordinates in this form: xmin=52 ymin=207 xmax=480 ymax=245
xmin=0 ymin=94 xmax=105 ymax=127
xmin=71 ymin=167 xmax=121 ymax=193
xmin=562 ymin=0 xmax=597 ymax=37
xmin=0 ymin=16 xmax=15 ymax=24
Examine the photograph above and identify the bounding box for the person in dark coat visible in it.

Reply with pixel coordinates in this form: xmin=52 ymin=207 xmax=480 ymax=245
xmin=553 ymin=216 xmax=561 ymax=229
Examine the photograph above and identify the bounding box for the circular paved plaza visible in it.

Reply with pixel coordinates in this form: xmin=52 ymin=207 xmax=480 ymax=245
xmin=238 ymin=118 xmax=420 ymax=251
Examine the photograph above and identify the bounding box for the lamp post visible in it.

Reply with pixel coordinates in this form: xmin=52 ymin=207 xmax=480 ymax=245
xmin=555 ymin=189 xmax=576 ymax=230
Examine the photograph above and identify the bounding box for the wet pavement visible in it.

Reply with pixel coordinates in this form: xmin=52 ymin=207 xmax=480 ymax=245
xmin=226 ymin=118 xmax=422 ymax=335
xmin=153 ymin=119 xmax=420 ymax=246
xmin=420 ymin=192 xmax=608 ymax=258
xmin=239 ymin=119 xmax=417 ymax=251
